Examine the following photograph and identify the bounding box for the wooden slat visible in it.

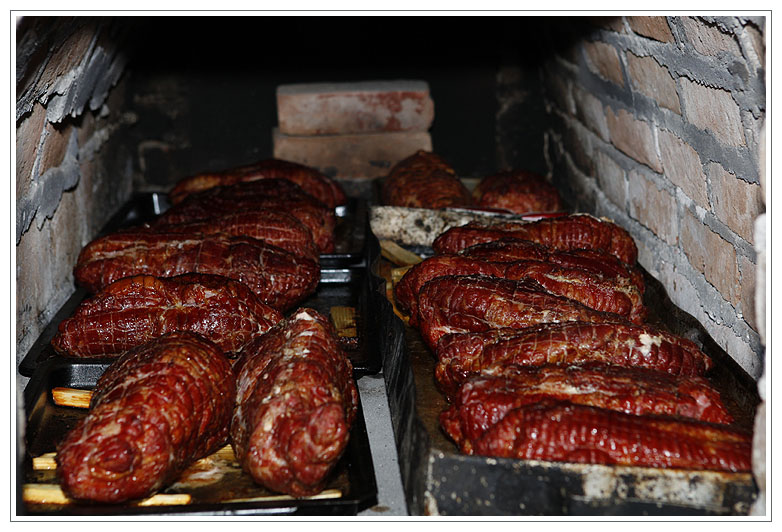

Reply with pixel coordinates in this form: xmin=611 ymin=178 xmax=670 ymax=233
xmin=330 ymin=306 xmax=357 ymax=337
xmin=52 ymin=387 xmax=92 ymax=409
xmin=226 ymin=488 xmax=342 ymax=503
xmin=379 ymin=240 xmax=423 ymax=266
xmin=33 ymin=445 xmax=238 ymax=472
xmin=22 ymin=484 xmax=192 ymax=506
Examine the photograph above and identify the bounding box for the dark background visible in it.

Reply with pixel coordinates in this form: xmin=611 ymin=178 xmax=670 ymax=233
xmin=123 ymin=16 xmax=566 ymax=185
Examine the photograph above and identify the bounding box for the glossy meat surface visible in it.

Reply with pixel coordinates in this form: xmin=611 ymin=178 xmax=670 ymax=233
xmin=472 ymin=170 xmax=564 ymax=214
xmin=432 ymin=214 xmax=638 ymax=265
xmin=472 ymin=401 xmax=752 ymax=472
xmin=416 ymin=275 xmax=620 ymax=350
xmin=395 ymin=255 xmax=645 ymax=325
xmin=504 ymin=260 xmax=646 ymax=324
xmin=159 ymin=179 xmax=336 ymax=253
xmin=74 ymin=231 xmax=319 ymax=311
xmin=168 ymin=158 xmax=347 ymax=208
xmin=460 ymin=238 xmax=645 ymax=293
xmin=151 ymin=209 xmax=320 ymax=261
xmin=52 ymin=274 xmax=283 ymax=358
xmin=441 ymin=363 xmax=733 ymax=453
xmin=56 ymin=332 xmax=236 ymax=503
xmin=381 ymin=150 xmax=474 ymax=209
xmin=231 ymin=309 xmax=358 ymax=496
xmin=435 ymin=322 xmax=714 ymax=397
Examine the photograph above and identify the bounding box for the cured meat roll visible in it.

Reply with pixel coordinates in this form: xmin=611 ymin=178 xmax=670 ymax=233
xmin=460 ymin=238 xmax=645 ymax=293
xmin=231 ymin=308 xmax=358 ymax=497
xmin=432 ymin=214 xmax=638 ymax=265
xmin=382 ymin=150 xmax=474 ymax=209
xmin=55 ymin=332 xmax=236 ymax=503
xmin=169 ymin=158 xmax=347 ymax=208
xmin=159 ymin=179 xmax=336 ymax=253
xmin=441 ymin=363 xmax=734 ymax=453
xmin=472 ymin=401 xmax=752 ymax=473
xmin=74 ymin=231 xmax=319 ymax=311
xmin=395 ymin=255 xmax=645 ymax=325
xmin=52 ymin=274 xmax=283 ymax=358
xmin=416 ymin=274 xmax=621 ymax=350
xmin=472 ymin=170 xmax=564 ymax=214
xmin=434 ymin=322 xmax=714 ymax=397
xmin=151 ymin=209 xmax=320 ymax=261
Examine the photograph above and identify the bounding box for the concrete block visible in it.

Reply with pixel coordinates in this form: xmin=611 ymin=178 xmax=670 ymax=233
xmin=272 ymin=128 xmax=432 ymax=179
xmin=277 ymin=80 xmax=434 ymax=135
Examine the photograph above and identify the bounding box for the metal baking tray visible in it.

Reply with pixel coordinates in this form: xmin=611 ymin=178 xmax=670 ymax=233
xmin=19 ymin=192 xmax=379 ymax=377
xmin=19 ymin=356 xmax=377 ymax=516
xmin=370 ymin=244 xmax=760 ymax=516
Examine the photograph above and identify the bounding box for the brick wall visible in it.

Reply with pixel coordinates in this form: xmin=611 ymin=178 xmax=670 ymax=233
xmin=536 ymin=16 xmax=765 ymax=377
xmin=16 ymin=17 xmax=136 ymax=366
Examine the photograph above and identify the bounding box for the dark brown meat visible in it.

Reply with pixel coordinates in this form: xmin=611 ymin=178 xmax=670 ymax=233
xmin=381 ymin=150 xmax=474 ymax=209
xmin=472 ymin=401 xmax=752 ymax=472
xmin=74 ymin=231 xmax=319 ymax=311
xmin=416 ymin=275 xmax=621 ymax=350
xmin=231 ymin=309 xmax=358 ymax=496
xmin=434 ymin=322 xmax=714 ymax=397
xmin=55 ymin=332 xmax=236 ymax=503
xmin=52 ymin=274 xmax=283 ymax=358
xmin=159 ymin=179 xmax=336 ymax=253
xmin=395 ymin=255 xmax=645 ymax=325
xmin=150 ymin=209 xmax=320 ymax=261
xmin=433 ymin=214 xmax=638 ymax=265
xmin=472 ymin=170 xmax=564 ymax=214
xmin=394 ymin=255 xmax=506 ymax=322
xmin=460 ymin=238 xmax=645 ymax=293
xmin=441 ymin=363 xmax=734 ymax=453
xmin=504 ymin=260 xmax=646 ymax=324
xmin=168 ymin=158 xmax=347 ymax=208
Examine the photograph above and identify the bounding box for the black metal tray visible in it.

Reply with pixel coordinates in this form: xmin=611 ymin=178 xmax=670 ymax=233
xmin=370 ymin=244 xmax=760 ymax=516
xmin=19 ymin=192 xmax=379 ymax=377
xmin=19 ymin=356 xmax=378 ymax=516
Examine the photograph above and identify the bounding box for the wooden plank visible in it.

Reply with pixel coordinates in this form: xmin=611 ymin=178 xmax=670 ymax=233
xmin=52 ymin=387 xmax=92 ymax=409
xmin=379 ymin=239 xmax=423 ymax=266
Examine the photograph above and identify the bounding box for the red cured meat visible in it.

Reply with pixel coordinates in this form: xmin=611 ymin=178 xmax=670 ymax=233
xmin=472 ymin=401 xmax=751 ymax=473
xmin=440 ymin=363 xmax=734 ymax=453
xmin=472 ymin=170 xmax=564 ymax=214
xmin=434 ymin=322 xmax=714 ymax=397
xmin=74 ymin=231 xmax=319 ymax=311
xmin=231 ymin=309 xmax=358 ymax=497
xmin=433 ymin=214 xmax=638 ymax=265
xmin=169 ymin=158 xmax=346 ymax=208
xmin=56 ymin=332 xmax=236 ymax=503
xmin=52 ymin=274 xmax=283 ymax=358
xmin=382 ymin=150 xmax=474 ymax=209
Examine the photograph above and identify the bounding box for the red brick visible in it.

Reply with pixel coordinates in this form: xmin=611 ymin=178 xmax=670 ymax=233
xmin=627 ymin=170 xmax=678 ymax=245
xmin=37 ymin=22 xmax=95 ymax=93
xmin=16 ymin=103 xmax=47 ymax=193
xmin=605 ymin=108 xmax=662 ymax=172
xmin=745 ymin=23 xmax=766 ymax=69
xmin=679 ymin=79 xmax=745 ymax=147
xmin=595 ymin=151 xmax=626 ymax=207
xmin=587 ymin=16 xmax=625 ymax=32
xmin=626 ymin=53 xmax=681 ymax=114
xmin=583 ymin=41 xmax=624 ymax=87
xmin=681 ymin=17 xmax=741 ymax=57
xmin=272 ymin=128 xmax=432 ymax=179
xmin=38 ymin=123 xmax=74 ymax=176
xmin=277 ymin=81 xmax=434 ymax=136
xmin=658 ymin=129 xmax=709 ymax=209
xmin=708 ymin=162 xmax=764 ymax=244
xmin=573 ymin=86 xmax=609 ymax=141
xmin=739 ymin=254 xmax=757 ymax=331
xmin=627 ymin=16 xmax=674 ymax=42
xmin=680 ymin=210 xmax=740 ymax=305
